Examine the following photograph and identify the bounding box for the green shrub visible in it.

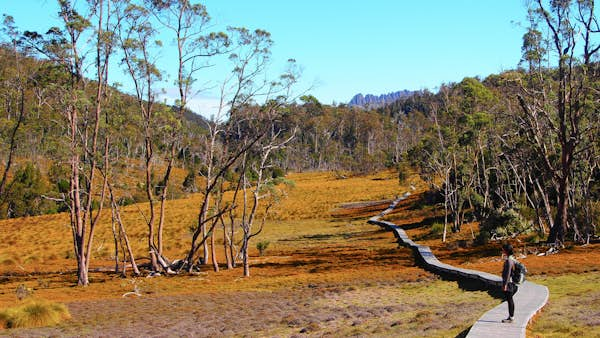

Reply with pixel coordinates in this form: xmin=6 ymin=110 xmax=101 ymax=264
xmin=478 ymin=208 xmax=532 ymax=241
xmin=182 ymin=170 xmax=197 ymax=192
xmin=118 ymin=196 xmax=135 ymax=206
xmin=397 ymin=161 xmax=411 ymax=185
xmin=56 ymin=179 xmax=69 ymax=194
xmin=431 ymin=222 xmax=444 ymax=235
xmin=270 ymin=166 xmax=285 ymax=179
xmin=256 ymin=241 xmax=270 ymax=256
xmin=476 ymin=230 xmax=492 ymax=245
xmin=526 ymin=233 xmax=543 ymax=244
xmin=6 ymin=162 xmax=56 ymax=218
xmin=0 ymin=299 xmax=70 ymax=329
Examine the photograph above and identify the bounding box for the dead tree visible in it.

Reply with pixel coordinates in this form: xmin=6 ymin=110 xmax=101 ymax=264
xmin=117 ymin=3 xmax=163 ymax=272
xmin=518 ymin=0 xmax=600 ymax=244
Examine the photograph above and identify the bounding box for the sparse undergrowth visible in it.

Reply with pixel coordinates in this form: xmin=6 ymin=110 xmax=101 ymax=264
xmin=527 ymin=272 xmax=600 ymax=337
xmin=4 ymin=276 xmax=495 ymax=337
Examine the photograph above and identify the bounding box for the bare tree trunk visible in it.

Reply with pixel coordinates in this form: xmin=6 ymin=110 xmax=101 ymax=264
xmin=242 ymin=237 xmax=250 ymax=277
xmin=550 ymin=173 xmax=569 ymax=245
xmin=84 ymin=140 xmax=109 ymax=273
xmin=111 ymin=195 xmax=140 ymax=276
xmin=532 ymin=177 xmax=551 ymax=234
xmin=211 ymin=227 xmax=219 ymax=272
xmin=443 ymin=169 xmax=449 ymax=243
xmin=202 ymin=224 xmax=209 ymax=265
xmin=157 ymin=149 xmax=175 ymax=255
xmin=221 ymin=214 xmax=233 ymax=269
xmin=72 ymin=142 xmax=88 ymax=285
xmin=478 ymin=137 xmax=490 ymax=212
xmin=111 ymin=208 xmax=119 ymax=273
xmin=227 ymin=171 xmax=245 ymax=268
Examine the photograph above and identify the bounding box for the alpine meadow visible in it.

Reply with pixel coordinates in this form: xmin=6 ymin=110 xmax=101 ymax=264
xmin=0 ymin=1 xmax=599 ymax=337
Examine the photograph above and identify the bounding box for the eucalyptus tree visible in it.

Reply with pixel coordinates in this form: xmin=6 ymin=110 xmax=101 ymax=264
xmin=116 ymin=1 xmax=164 ymax=272
xmin=225 ymin=33 xmax=298 ymax=277
xmin=18 ymin=0 xmax=115 ymax=285
xmin=181 ymin=27 xmax=288 ymax=273
xmin=234 ymin=101 xmax=297 ymax=277
xmin=84 ymin=0 xmax=121 ymax=275
xmin=409 ymin=90 xmax=454 ymax=241
xmin=407 ymin=78 xmax=499 ymax=241
xmin=147 ymin=0 xmax=230 ymax=266
xmin=90 ymin=1 xmax=142 ymax=276
xmin=517 ymin=0 xmax=600 ymax=245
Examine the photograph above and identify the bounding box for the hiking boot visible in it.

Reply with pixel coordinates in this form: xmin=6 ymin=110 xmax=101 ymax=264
xmin=502 ymin=317 xmax=514 ymax=323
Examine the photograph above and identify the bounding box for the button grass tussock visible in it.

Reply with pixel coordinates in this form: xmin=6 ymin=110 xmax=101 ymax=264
xmin=0 ymin=299 xmax=71 ymax=329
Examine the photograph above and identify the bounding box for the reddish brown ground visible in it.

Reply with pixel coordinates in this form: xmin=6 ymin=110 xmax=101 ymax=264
xmin=382 ymin=194 xmax=600 ymax=277
xmin=1 ymin=221 xmax=494 ymax=337
xmin=2 ymin=187 xmax=599 ymax=337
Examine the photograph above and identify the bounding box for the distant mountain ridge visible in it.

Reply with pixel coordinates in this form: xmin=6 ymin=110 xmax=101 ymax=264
xmin=348 ymin=90 xmax=414 ymax=108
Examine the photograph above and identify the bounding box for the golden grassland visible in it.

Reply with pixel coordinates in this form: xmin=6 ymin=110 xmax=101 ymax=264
xmin=0 ymin=170 xmax=409 ymax=276
xmin=0 ymin=171 xmax=410 ymax=296
xmin=0 ymin=169 xmax=598 ymax=336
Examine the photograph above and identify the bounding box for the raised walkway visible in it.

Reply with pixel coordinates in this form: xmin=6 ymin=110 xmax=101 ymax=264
xmin=367 ymin=192 xmax=549 ymax=338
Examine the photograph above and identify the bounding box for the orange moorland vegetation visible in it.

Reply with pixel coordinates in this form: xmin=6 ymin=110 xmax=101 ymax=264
xmin=0 ymin=170 xmax=598 ymax=336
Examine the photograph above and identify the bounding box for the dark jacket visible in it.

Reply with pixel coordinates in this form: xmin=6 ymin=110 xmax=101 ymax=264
xmin=502 ymin=255 xmax=515 ymax=290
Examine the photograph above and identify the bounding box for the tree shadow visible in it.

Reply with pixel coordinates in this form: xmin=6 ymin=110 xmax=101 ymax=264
xmin=393 ymin=215 xmax=446 ymax=230
xmin=412 ymin=257 xmax=504 ymax=300
xmin=455 ymin=326 xmax=473 ymax=338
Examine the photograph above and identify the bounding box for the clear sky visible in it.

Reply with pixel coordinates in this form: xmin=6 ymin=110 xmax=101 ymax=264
xmin=3 ymin=0 xmax=529 ymax=113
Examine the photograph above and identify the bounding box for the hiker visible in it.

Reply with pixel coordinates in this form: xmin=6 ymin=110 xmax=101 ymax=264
xmin=501 ymin=243 xmax=516 ymax=323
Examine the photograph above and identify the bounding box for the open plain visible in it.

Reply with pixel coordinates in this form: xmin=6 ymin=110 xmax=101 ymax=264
xmin=0 ymin=171 xmax=599 ymax=337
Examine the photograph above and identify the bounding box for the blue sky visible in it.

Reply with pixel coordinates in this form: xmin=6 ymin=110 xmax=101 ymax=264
xmin=3 ymin=0 xmax=529 ymax=113
xmin=203 ymin=1 xmax=529 ymax=103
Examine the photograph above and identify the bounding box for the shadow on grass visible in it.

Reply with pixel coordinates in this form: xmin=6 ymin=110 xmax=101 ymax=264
xmin=455 ymin=326 xmax=473 ymax=338
xmin=443 ymin=245 xmax=501 ymax=261
xmin=395 ymin=215 xmax=446 ymax=230
xmin=278 ymin=229 xmax=385 ymax=243
xmin=252 ymin=245 xmax=415 ymax=272
xmin=420 ymin=266 xmax=504 ymax=300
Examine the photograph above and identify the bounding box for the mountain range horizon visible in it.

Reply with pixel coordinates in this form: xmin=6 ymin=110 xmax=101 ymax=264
xmin=348 ymin=90 xmax=415 ymax=108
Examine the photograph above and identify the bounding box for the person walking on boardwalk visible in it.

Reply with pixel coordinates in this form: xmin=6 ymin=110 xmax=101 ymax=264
xmin=501 ymin=243 xmax=516 ymax=323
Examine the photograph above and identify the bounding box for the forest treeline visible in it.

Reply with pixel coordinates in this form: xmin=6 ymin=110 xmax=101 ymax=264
xmin=0 ymin=0 xmax=599 ymax=285
xmin=0 ymin=49 xmax=402 ymax=220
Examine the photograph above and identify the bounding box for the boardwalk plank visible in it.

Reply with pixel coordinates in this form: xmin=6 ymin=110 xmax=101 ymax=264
xmin=369 ymin=193 xmax=549 ymax=338
xmin=467 ymin=282 xmax=549 ymax=338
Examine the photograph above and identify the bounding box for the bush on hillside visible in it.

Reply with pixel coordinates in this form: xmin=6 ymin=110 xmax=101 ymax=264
xmin=476 ymin=208 xmax=533 ymax=244
xmin=3 ymin=163 xmax=58 ymax=218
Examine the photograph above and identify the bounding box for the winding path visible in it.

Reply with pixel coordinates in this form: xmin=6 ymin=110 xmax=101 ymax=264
xmin=367 ymin=192 xmax=549 ymax=338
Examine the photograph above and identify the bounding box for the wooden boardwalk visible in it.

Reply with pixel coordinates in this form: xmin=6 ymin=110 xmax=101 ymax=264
xmin=367 ymin=192 xmax=549 ymax=338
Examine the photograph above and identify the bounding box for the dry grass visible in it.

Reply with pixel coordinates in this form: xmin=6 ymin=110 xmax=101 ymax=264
xmin=0 ymin=170 xmax=598 ymax=336
xmin=0 ymin=298 xmax=70 ymax=329
xmin=0 ymin=170 xmax=408 ymax=276
xmin=3 ymin=278 xmax=494 ymax=337
xmin=526 ymin=272 xmax=600 ymax=337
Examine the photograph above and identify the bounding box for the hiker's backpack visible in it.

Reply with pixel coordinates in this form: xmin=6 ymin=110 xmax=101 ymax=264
xmin=510 ymin=257 xmax=527 ymax=284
